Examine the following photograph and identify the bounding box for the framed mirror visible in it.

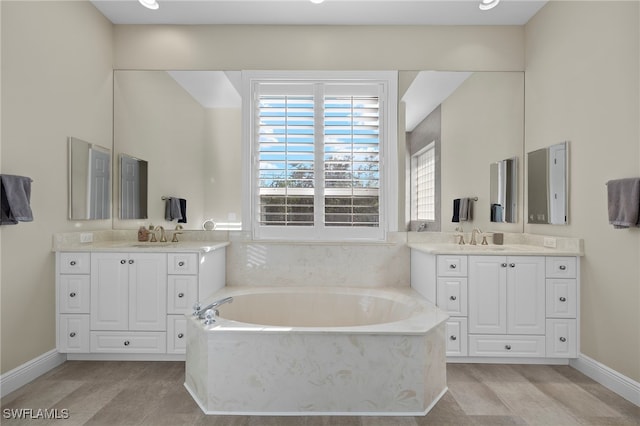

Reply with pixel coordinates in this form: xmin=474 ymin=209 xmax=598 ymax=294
xmin=119 ymin=154 xmax=148 ymax=220
xmin=68 ymin=137 xmax=111 ymax=220
xmin=490 ymin=157 xmax=518 ymax=223
xmin=527 ymin=141 xmax=568 ymax=224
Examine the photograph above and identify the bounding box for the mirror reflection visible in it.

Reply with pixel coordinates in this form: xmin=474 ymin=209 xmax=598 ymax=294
xmin=120 ymin=154 xmax=148 ymax=220
xmin=68 ymin=137 xmax=111 ymax=220
xmin=527 ymin=141 xmax=568 ymax=225
xmin=490 ymin=157 xmax=518 ymax=223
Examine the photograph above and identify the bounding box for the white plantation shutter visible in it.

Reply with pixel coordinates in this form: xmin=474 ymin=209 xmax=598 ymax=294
xmin=252 ymin=78 xmax=389 ymax=240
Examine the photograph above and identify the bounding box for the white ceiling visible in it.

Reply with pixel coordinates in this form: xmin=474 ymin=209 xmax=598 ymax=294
xmin=91 ymin=0 xmax=547 ymax=26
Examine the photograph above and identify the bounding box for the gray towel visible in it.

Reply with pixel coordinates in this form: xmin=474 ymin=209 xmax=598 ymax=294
xmin=165 ymin=197 xmax=183 ymax=222
xmin=607 ymin=178 xmax=640 ymax=228
xmin=459 ymin=197 xmax=470 ymax=221
xmin=1 ymin=174 xmax=33 ymax=225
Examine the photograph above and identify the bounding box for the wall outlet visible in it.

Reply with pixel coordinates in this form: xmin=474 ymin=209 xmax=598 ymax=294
xmin=543 ymin=237 xmax=557 ymax=248
xmin=80 ymin=232 xmax=93 ymax=243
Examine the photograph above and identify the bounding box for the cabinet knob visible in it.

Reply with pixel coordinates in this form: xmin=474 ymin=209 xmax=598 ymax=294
xmin=69 ymin=292 xmax=77 ymax=298
xmin=178 ymin=261 xmax=185 ymax=267
xmin=69 ymin=332 xmax=76 ymax=338
xmin=178 ymin=333 xmax=184 ymax=339
xmin=69 ymin=260 xmax=77 ymax=266
xmin=559 ymin=337 xmax=567 ymax=342
xmin=124 ymin=340 xmax=130 ymax=346
xmin=178 ymin=292 xmax=185 ymax=298
xmin=449 ymin=295 xmax=457 ymax=301
xmin=129 ymin=259 xmax=134 ymax=264
xmin=559 ymin=296 xmax=567 ymax=302
xmin=509 ymin=263 xmax=516 ymax=268
xmin=559 ymin=265 xmax=567 ymax=271
xmin=505 ymin=345 xmax=512 ymax=350
xmin=449 ymin=335 xmax=457 ymax=341
xmin=120 ymin=259 xmax=126 ymax=264
xmin=501 ymin=263 xmax=508 ymax=268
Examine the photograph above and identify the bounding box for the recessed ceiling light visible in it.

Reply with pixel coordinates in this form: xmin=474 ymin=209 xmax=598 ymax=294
xmin=310 ymin=0 xmax=325 ymax=4
xmin=139 ymin=0 xmax=159 ymax=10
xmin=479 ymin=0 xmax=500 ymax=11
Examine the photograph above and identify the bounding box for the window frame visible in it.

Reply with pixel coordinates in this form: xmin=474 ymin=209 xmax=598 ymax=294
xmin=411 ymin=141 xmax=436 ymax=223
xmin=242 ymin=71 xmax=398 ymax=241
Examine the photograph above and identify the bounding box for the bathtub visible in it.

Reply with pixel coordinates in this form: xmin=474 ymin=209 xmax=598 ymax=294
xmin=184 ymin=286 xmax=448 ymax=416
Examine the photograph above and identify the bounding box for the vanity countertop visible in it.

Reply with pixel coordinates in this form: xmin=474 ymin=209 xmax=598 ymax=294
xmin=53 ymin=240 xmax=230 ymax=253
xmin=407 ymin=242 xmax=583 ymax=256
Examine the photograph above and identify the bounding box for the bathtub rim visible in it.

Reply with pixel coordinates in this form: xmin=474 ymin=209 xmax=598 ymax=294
xmin=191 ymin=286 xmax=449 ymax=335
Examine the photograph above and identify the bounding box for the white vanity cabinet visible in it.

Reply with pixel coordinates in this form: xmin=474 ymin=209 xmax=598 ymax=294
xmin=90 ymin=253 xmax=167 ymax=353
xmin=55 ymin=243 xmax=227 ymax=359
xmin=410 ymin=247 xmax=580 ymax=362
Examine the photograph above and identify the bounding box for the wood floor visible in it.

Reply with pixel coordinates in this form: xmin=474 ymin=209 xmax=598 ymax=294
xmin=2 ymin=361 xmax=638 ymax=425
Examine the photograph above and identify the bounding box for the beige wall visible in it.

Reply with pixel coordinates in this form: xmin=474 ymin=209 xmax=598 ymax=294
xmin=0 ymin=1 xmax=113 ymax=373
xmin=525 ymin=1 xmax=640 ymax=381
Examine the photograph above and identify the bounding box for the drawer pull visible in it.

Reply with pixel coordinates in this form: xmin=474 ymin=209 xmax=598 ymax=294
xmin=449 ymin=295 xmax=457 ymax=301
xmin=69 ymin=292 xmax=77 ymax=298
xmin=559 ymin=265 xmax=567 ymax=271
xmin=70 ymin=260 xmax=77 ymax=266
xmin=178 ymin=292 xmax=185 ymax=298
xmin=449 ymin=264 xmax=457 ymax=269
xmin=505 ymin=345 xmax=512 ymax=350
xmin=120 ymin=259 xmax=126 ymax=264
xmin=69 ymin=332 xmax=76 ymax=338
xmin=559 ymin=337 xmax=567 ymax=342
xmin=501 ymin=263 xmax=507 ymax=268
xmin=178 ymin=333 xmax=184 ymax=339
xmin=124 ymin=340 xmax=130 ymax=346
xmin=178 ymin=261 xmax=185 ymax=267
xmin=559 ymin=297 xmax=567 ymax=302
xmin=129 ymin=259 xmax=134 ymax=264
xmin=509 ymin=263 xmax=516 ymax=268
xmin=449 ymin=335 xmax=457 ymax=341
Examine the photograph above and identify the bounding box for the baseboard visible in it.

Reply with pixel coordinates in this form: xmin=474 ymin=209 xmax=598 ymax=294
xmin=0 ymin=350 xmax=66 ymax=398
xmin=570 ymin=353 xmax=640 ymax=406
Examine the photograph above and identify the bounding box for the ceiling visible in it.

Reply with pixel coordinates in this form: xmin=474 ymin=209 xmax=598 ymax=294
xmin=91 ymin=0 xmax=547 ymax=26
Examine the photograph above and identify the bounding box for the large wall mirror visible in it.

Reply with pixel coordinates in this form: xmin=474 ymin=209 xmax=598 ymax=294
xmin=68 ymin=136 xmax=111 ymax=220
xmin=112 ymin=70 xmax=524 ymax=232
xmin=527 ymin=141 xmax=569 ymax=225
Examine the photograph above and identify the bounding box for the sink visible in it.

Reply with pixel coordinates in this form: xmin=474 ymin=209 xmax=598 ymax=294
xmin=130 ymin=243 xmax=175 ymax=248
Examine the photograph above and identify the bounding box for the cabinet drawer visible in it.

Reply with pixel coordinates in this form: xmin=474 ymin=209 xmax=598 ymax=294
xmin=59 ymin=275 xmax=90 ymax=314
xmin=445 ymin=318 xmax=468 ymax=357
xmin=90 ymin=331 xmax=167 ymax=353
xmin=437 ymin=255 xmax=467 ymax=277
xmin=167 ymin=315 xmax=187 ymax=354
xmin=546 ymin=319 xmax=577 ymax=358
xmin=546 ymin=279 xmax=577 ymax=318
xmin=59 ymin=252 xmax=90 ymax=274
xmin=437 ymin=278 xmax=467 ymax=316
xmin=168 ymin=253 xmax=198 ymax=275
xmin=469 ymin=335 xmax=545 ymax=357
xmin=58 ymin=314 xmax=90 ymax=353
xmin=546 ymin=257 xmax=577 ymax=278
xmin=167 ymin=275 xmax=198 ymax=314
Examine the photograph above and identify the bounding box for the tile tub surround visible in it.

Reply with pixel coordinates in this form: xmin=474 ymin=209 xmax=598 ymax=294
xmin=185 ymin=286 xmax=448 ymax=415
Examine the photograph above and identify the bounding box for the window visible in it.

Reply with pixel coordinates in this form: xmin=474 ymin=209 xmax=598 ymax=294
xmin=411 ymin=142 xmax=436 ymax=222
xmin=243 ymin=72 xmax=397 ymax=241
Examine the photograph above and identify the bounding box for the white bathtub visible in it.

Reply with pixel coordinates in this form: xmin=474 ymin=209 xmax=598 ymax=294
xmin=184 ymin=287 xmax=448 ymax=416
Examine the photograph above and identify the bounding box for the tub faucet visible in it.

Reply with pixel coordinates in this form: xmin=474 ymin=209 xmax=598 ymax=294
xmin=193 ymin=296 xmax=234 ymax=319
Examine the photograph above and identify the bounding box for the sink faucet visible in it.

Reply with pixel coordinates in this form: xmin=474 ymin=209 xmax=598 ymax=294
xmin=455 ymin=226 xmax=465 ymax=245
xmin=171 ymin=224 xmax=183 ymax=243
xmin=470 ymin=228 xmax=482 ymax=245
xmin=150 ymin=226 xmax=166 ymax=243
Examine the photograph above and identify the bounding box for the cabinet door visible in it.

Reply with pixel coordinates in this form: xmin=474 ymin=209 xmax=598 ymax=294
xmin=128 ymin=253 xmax=167 ymax=331
xmin=168 ymin=275 xmax=198 ymax=314
xmin=469 ymin=256 xmax=507 ymax=334
xmin=445 ymin=318 xmax=468 ymax=357
xmin=437 ymin=278 xmax=467 ymax=316
xmin=91 ymin=253 xmax=129 ymax=331
xmin=506 ymin=256 xmax=545 ymax=335
xmin=59 ymin=275 xmax=90 ymax=314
